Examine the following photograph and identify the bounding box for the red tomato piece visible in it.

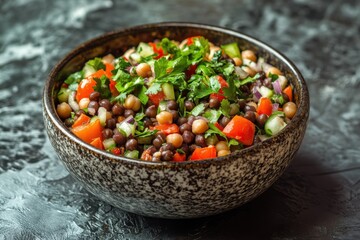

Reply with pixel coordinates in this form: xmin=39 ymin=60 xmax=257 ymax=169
xmin=222 ymin=115 xmax=255 ymax=146
xmin=173 ymin=152 xmax=186 ymax=162
xmin=90 ymin=137 xmax=104 ymax=150
xmin=149 ymin=42 xmax=164 ymax=59
xmin=210 ymin=76 xmax=229 ymax=102
xmin=72 ymin=119 xmax=103 ymax=144
xmin=152 ymin=124 xmax=179 ymax=135
xmin=257 ymin=97 xmax=273 ymax=116
xmin=148 ymin=91 xmax=166 ymax=106
xmin=283 ymin=85 xmax=293 ymax=102
xmin=190 ymin=146 xmax=217 ymax=160
xmin=75 ymin=78 xmax=97 ymax=102
xmin=72 ymin=113 xmax=91 ymax=128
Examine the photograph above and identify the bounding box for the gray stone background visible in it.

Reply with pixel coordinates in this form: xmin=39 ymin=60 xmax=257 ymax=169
xmin=1 ymin=0 xmax=359 ymax=239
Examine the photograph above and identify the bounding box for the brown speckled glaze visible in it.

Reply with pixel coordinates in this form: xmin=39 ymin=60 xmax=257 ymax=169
xmin=42 ymin=22 xmax=309 ymax=219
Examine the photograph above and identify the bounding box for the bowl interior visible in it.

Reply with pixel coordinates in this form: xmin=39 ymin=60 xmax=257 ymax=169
xmin=44 ymin=22 xmax=309 ymax=165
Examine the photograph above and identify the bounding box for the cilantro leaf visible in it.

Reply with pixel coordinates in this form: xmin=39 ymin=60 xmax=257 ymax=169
xmin=160 ymin=38 xmax=180 ymax=56
xmin=145 ymin=82 xmax=162 ymax=95
xmin=205 ymin=123 xmax=227 ymax=139
xmin=240 ymin=74 xmax=259 ymax=85
xmin=86 ymin=58 xmax=105 ymax=71
xmin=93 ymin=75 xmax=111 ymax=99
xmin=137 ymin=85 xmax=149 ymax=105
xmin=209 ymin=76 xmax=221 ymax=92
xmin=203 ymin=109 xmax=222 ymax=123
xmin=222 ymin=76 xmax=237 ymax=101
xmin=114 ymin=57 xmax=131 ymax=71
xmin=268 ymin=72 xmax=279 ymax=82
xmin=64 ymin=70 xmax=84 ymax=85
xmin=154 ymin=57 xmax=169 ymax=79
xmin=190 ymin=103 xmax=205 ymax=116
xmin=220 ymin=99 xmax=231 ymax=118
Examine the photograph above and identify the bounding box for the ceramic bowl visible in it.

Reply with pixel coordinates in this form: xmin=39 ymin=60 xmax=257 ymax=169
xmin=42 ymin=22 xmax=309 ymax=219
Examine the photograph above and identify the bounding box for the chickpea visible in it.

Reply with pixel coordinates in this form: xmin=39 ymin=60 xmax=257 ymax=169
xmin=102 ymin=54 xmax=115 ymax=64
xmin=233 ymin=57 xmax=242 ymax=66
xmin=57 ymin=102 xmax=72 ymax=119
xmin=166 ymin=133 xmax=183 ymax=148
xmin=136 ymin=63 xmax=152 ymax=78
xmin=246 ymin=101 xmax=258 ymax=111
xmin=79 ymin=98 xmax=90 ymax=109
xmin=283 ymin=102 xmax=297 ymax=119
xmin=124 ymin=94 xmax=141 ymax=111
xmin=192 ymin=119 xmax=209 ymax=134
xmin=156 ymin=111 xmax=173 ymax=125
xmin=241 ymin=50 xmax=257 ymax=62
xmin=218 ymin=149 xmax=231 ymax=157
xmin=216 ymin=141 xmax=229 ymax=152
xmin=266 ymin=66 xmax=283 ymax=77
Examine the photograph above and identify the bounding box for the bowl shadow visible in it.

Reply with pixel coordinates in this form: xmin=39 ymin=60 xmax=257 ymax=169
xmin=142 ymin=151 xmax=343 ymax=239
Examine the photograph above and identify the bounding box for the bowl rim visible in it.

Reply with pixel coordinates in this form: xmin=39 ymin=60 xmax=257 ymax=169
xmin=43 ymin=21 xmax=309 ymax=167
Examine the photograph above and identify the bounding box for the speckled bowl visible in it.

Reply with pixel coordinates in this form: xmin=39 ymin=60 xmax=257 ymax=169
xmin=42 ymin=22 xmax=309 ymax=219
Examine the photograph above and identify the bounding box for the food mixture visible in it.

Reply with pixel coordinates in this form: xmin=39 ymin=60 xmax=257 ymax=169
xmin=56 ymin=36 xmax=297 ymax=162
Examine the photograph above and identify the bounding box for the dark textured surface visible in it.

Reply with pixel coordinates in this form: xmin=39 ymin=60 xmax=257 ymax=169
xmin=0 ymin=0 xmax=359 ymax=239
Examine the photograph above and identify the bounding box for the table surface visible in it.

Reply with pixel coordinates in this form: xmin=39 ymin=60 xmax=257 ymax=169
xmin=1 ymin=0 xmax=360 ymax=239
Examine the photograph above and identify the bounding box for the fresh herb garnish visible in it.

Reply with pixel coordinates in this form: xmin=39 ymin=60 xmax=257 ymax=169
xmin=64 ymin=70 xmax=84 ymax=85
xmin=86 ymin=58 xmax=105 ymax=71
xmin=191 ymin=103 xmax=205 ymax=116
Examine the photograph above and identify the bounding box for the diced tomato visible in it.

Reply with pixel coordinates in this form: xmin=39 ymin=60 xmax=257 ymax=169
xmin=148 ymin=91 xmax=166 ymax=106
xmin=71 ymin=119 xmax=103 ymax=144
xmin=152 ymin=123 xmax=179 ymax=135
xmin=173 ymin=152 xmax=186 ymax=162
xmin=257 ymin=97 xmax=273 ymax=116
xmin=109 ymin=80 xmax=118 ymax=96
xmin=185 ymin=64 xmax=197 ymax=80
xmin=90 ymin=137 xmax=104 ymax=150
xmin=222 ymin=115 xmax=255 ymax=146
xmin=210 ymin=76 xmax=229 ymax=102
xmin=112 ymin=147 xmax=122 ymax=155
xmin=149 ymin=42 xmax=164 ymax=59
xmin=190 ymin=146 xmax=217 ymax=161
xmin=186 ymin=36 xmax=201 ymax=45
xmin=105 ymin=63 xmax=114 ymax=78
xmin=214 ymin=122 xmax=224 ymax=131
xmin=75 ymin=78 xmax=97 ymax=102
xmin=72 ymin=113 xmax=91 ymax=128
xmin=283 ymin=85 xmax=293 ymax=102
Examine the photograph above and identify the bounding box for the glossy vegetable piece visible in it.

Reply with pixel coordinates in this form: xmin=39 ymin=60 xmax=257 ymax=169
xmin=72 ymin=113 xmax=90 ymax=128
xmin=148 ymin=91 xmax=166 ymax=106
xmin=222 ymin=115 xmax=255 ymax=146
xmin=173 ymin=152 xmax=186 ymax=162
xmin=71 ymin=118 xmax=103 ymax=144
xmin=149 ymin=42 xmax=164 ymax=59
xmin=75 ymin=78 xmax=97 ymax=102
xmin=190 ymin=145 xmax=217 ymax=160
xmin=221 ymin=42 xmax=241 ymax=58
xmin=283 ymin=85 xmax=293 ymax=102
xmin=257 ymin=97 xmax=273 ymax=116
xmin=90 ymin=137 xmax=104 ymax=150
xmin=210 ymin=76 xmax=229 ymax=102
xmin=152 ymin=123 xmax=179 ymax=135
xmin=264 ymin=111 xmax=287 ymax=136
xmin=186 ymin=36 xmax=201 ymax=45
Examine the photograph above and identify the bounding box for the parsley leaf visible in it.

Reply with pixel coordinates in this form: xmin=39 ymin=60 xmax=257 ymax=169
xmin=203 ymin=109 xmax=222 ymax=123
xmin=268 ymin=72 xmax=279 ymax=82
xmin=86 ymin=58 xmax=105 ymax=71
xmin=114 ymin=57 xmax=131 ymax=71
xmin=205 ymin=123 xmax=227 ymax=139
xmin=93 ymin=75 xmax=111 ymax=99
xmin=190 ymin=103 xmax=205 ymax=116
xmin=64 ymin=70 xmax=84 ymax=84
xmin=240 ymin=73 xmax=259 ymax=85
xmin=137 ymin=85 xmax=149 ymax=105
xmin=145 ymin=82 xmax=162 ymax=95
xmin=220 ymin=99 xmax=231 ymax=118
xmin=160 ymin=38 xmax=180 ymax=56
xmin=209 ymin=76 xmax=221 ymax=92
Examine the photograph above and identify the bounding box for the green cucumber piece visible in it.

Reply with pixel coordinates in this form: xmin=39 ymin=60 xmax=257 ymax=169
xmin=162 ymin=82 xmax=175 ymax=100
xmin=137 ymin=42 xmax=154 ymax=57
xmin=57 ymin=87 xmax=71 ymax=103
xmin=103 ymin=138 xmax=116 ymax=150
xmin=258 ymin=86 xmax=274 ymax=98
xmin=221 ymin=42 xmax=241 ymax=58
xmin=264 ymin=111 xmax=287 ymax=136
xmin=124 ymin=150 xmax=139 ymax=159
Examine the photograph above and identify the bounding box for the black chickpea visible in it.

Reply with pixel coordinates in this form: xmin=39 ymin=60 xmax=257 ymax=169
xmin=125 ymin=139 xmax=138 ymax=151
xmin=99 ymin=99 xmax=112 ymax=111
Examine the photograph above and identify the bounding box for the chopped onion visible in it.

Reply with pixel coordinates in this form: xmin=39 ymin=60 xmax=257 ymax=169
xmin=124 ymin=115 xmax=135 ymax=124
xmin=68 ymin=91 xmax=79 ymax=112
xmin=253 ymin=87 xmax=262 ymax=100
xmin=98 ymin=107 xmax=107 ymax=127
xmin=272 ymin=79 xmax=282 ymax=94
xmin=234 ymin=66 xmax=249 ymax=79
xmin=272 ymin=103 xmax=279 ymax=112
